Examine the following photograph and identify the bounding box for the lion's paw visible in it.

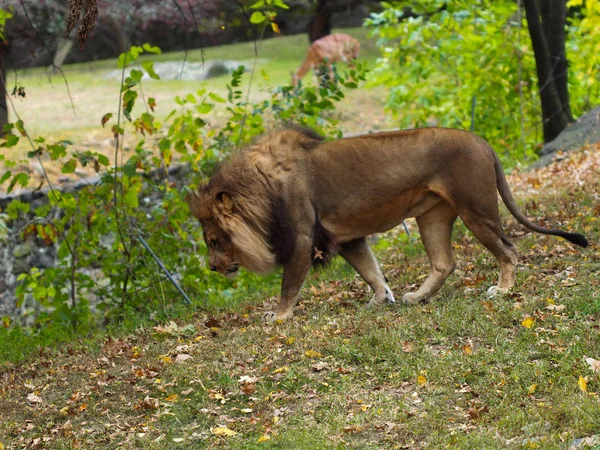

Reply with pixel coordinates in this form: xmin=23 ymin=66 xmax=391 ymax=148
xmin=486 ymin=286 xmax=509 ymax=298
xmin=401 ymin=292 xmax=420 ymax=306
xmin=261 ymin=310 xmax=293 ymax=323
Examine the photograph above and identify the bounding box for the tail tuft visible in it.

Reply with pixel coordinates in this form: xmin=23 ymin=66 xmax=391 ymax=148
xmin=562 ymin=232 xmax=589 ymax=248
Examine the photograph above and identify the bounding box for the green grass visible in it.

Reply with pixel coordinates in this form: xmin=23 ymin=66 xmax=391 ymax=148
xmin=1 ymin=149 xmax=599 ymax=448
xmin=11 ymin=27 xmax=383 ymax=136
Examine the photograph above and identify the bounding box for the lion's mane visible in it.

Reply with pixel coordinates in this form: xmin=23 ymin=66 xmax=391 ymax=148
xmin=188 ymin=125 xmax=332 ymax=274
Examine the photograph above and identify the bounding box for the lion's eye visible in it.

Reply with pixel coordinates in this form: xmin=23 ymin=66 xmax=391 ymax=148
xmin=209 ymin=239 xmax=219 ymax=248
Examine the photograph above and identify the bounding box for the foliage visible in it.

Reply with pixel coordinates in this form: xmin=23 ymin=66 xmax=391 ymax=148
xmin=365 ymin=0 xmax=600 ymax=165
xmin=567 ymin=0 xmax=600 ymax=111
xmin=0 ymin=40 xmax=367 ymax=336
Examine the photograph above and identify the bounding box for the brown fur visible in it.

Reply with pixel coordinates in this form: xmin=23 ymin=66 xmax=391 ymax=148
xmin=188 ymin=126 xmax=588 ymax=321
xmin=292 ymin=33 xmax=360 ymax=86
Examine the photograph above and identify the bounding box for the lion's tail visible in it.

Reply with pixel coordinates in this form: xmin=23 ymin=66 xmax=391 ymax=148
xmin=492 ymin=149 xmax=589 ymax=248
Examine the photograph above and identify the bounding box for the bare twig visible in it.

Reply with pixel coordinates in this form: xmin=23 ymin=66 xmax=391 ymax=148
xmin=137 ymin=236 xmax=193 ymax=306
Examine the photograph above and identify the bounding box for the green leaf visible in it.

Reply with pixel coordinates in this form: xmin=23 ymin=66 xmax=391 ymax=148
xmin=97 ymin=154 xmax=110 ymax=166
xmin=123 ymin=187 xmax=139 ymax=208
xmin=142 ymin=61 xmax=160 ymax=80
xmin=1 ymin=134 xmax=19 ymax=148
xmin=158 ymin=138 xmax=171 ymax=152
xmin=196 ymin=102 xmax=214 ymax=114
xmin=62 ymin=159 xmax=77 ymax=174
xmin=250 ymin=11 xmax=266 ymax=24
xmin=273 ymin=0 xmax=289 ymax=9
xmin=250 ymin=0 xmax=265 ymax=8
xmin=129 ymin=69 xmax=143 ymax=83
xmin=142 ymin=43 xmax=162 ymax=54
xmin=123 ymin=90 xmax=138 ymax=121
xmin=0 ymin=170 xmax=11 ymax=184
xmin=209 ymin=92 xmax=226 ymax=103
xmin=47 ymin=143 xmax=67 ymax=160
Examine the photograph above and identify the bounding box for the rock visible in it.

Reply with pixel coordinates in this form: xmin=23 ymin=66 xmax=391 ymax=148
xmin=533 ymin=106 xmax=600 ymax=168
xmin=13 ymin=243 xmax=34 ymax=258
xmin=31 ymin=250 xmax=55 ymax=269
xmin=104 ymin=60 xmax=247 ymax=82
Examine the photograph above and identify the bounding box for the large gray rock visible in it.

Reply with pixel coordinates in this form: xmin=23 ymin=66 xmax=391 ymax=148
xmin=533 ymin=106 xmax=600 ymax=167
xmin=104 ymin=60 xmax=248 ymax=82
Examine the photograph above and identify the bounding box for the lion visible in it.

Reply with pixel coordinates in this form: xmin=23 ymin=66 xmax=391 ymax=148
xmin=188 ymin=125 xmax=588 ymax=321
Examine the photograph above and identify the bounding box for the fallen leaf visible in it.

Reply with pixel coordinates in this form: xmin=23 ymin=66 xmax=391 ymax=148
xmin=258 ymin=434 xmax=271 ymax=442
xmin=578 ymin=376 xmax=587 ymax=392
xmin=175 ymin=354 xmax=192 ymax=363
xmin=204 ymin=317 xmax=220 ymax=329
xmin=211 ymin=427 xmax=237 ymax=437
xmin=27 ymin=393 xmax=43 ymax=404
xmin=402 ymin=341 xmax=413 ymax=353
xmin=528 ymin=384 xmax=537 ymax=395
xmin=165 ymin=394 xmax=179 ymax=402
xmin=463 ymin=345 xmax=473 ymax=355
xmin=521 ymin=317 xmax=535 ymax=329
xmin=312 ymin=362 xmax=328 ymax=372
xmin=585 ymin=357 xmax=600 ymax=374
xmin=305 ymin=350 xmax=323 ymax=358
xmin=241 ymin=408 xmax=253 ymax=413
xmin=181 ymin=388 xmax=194 ymax=395
xmin=417 ymin=375 xmax=427 ymax=386
xmin=172 ymin=437 xmax=185 ymax=443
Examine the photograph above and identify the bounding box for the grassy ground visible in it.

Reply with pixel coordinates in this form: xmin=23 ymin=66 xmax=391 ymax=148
xmin=8 ymin=26 xmax=385 ymax=137
xmin=1 ymin=144 xmax=599 ymax=448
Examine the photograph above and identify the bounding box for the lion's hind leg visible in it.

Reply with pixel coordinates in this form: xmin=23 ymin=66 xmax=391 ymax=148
xmin=339 ymin=238 xmax=395 ymax=307
xmin=457 ymin=205 xmax=518 ymax=296
xmin=402 ymin=202 xmax=458 ymax=305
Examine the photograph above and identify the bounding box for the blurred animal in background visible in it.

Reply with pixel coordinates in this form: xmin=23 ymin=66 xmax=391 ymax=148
xmin=291 ymin=33 xmax=360 ymax=87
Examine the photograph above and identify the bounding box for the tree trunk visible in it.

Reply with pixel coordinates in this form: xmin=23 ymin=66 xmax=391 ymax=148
xmin=307 ymin=0 xmax=332 ymax=43
xmin=523 ymin=0 xmax=570 ymax=143
xmin=0 ymin=44 xmax=7 ymax=137
xmin=542 ymin=0 xmax=573 ymax=121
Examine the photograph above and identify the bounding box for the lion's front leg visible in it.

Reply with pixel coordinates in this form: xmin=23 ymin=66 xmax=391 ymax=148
xmin=262 ymin=236 xmax=313 ymax=322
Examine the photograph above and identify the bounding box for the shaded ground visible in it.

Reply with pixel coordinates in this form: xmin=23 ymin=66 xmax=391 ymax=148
xmin=1 ymin=143 xmax=599 ymax=449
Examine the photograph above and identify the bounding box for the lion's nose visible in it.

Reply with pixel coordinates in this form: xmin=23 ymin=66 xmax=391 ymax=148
xmin=209 ymin=264 xmax=217 ymax=271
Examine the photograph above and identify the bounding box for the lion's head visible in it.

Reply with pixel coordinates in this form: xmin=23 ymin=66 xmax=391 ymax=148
xmin=187 ymin=126 xmax=323 ymax=277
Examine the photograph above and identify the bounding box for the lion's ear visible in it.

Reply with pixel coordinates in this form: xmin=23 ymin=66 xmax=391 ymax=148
xmin=216 ymin=191 xmax=233 ymax=212
xmin=187 ymin=188 xmax=210 ymax=219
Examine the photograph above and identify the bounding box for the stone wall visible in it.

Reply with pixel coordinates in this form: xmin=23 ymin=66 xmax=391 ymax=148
xmin=0 ymin=164 xmax=191 ymax=322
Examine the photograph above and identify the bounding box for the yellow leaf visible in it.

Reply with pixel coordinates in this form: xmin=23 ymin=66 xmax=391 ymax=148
xmin=528 ymin=384 xmax=537 ymax=394
xmin=286 ymin=337 xmax=295 ymax=345
xmin=165 ymin=393 xmax=179 ymax=402
xmin=258 ymin=435 xmax=271 ymax=443
xmin=271 ymin=22 xmax=281 ymax=33
xmin=211 ymin=427 xmax=238 ymax=437
xmin=462 ymin=345 xmax=473 ymax=355
xmin=161 ymin=355 xmax=173 ymax=364
xmin=273 ymin=366 xmax=289 ymax=374
xmin=521 ymin=317 xmax=535 ymax=329
xmin=59 ymin=406 xmax=70 ymax=416
xmin=578 ymin=376 xmax=588 ymax=392
xmin=305 ymin=350 xmax=323 ymax=358
xmin=417 ymin=375 xmax=427 ymax=386
xmin=0 ymin=442 xmax=5 ymax=450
